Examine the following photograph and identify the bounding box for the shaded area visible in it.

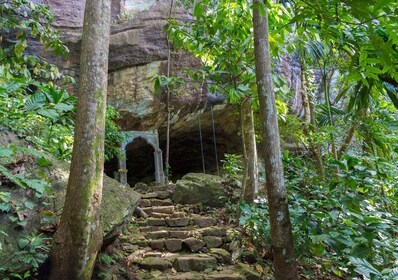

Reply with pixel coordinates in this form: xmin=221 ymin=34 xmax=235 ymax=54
xmin=160 ymin=129 xmax=241 ymax=180
xmin=104 ymin=138 xmax=156 ymax=186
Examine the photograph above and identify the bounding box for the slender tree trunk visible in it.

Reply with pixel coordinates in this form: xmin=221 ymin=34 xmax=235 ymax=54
xmin=252 ymin=2 xmax=298 ymax=279
xmin=300 ymin=60 xmax=324 ymax=177
xmin=49 ymin=0 xmax=111 ymax=279
xmin=338 ymin=121 xmax=358 ymax=158
xmin=241 ymin=97 xmax=258 ymax=203
xmin=165 ymin=0 xmax=174 ymax=181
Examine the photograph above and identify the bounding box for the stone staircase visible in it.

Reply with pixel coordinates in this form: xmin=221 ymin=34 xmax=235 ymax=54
xmin=97 ymin=184 xmax=263 ymax=280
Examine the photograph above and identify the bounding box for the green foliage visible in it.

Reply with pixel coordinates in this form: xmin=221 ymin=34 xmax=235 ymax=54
xmin=239 ymin=200 xmax=271 ymax=251
xmin=349 ymin=257 xmax=398 ymax=280
xmin=0 ymin=0 xmax=77 ymax=160
xmin=153 ymin=75 xmax=183 ymax=95
xmin=15 ymin=234 xmax=50 ymax=269
xmin=241 ymin=151 xmax=398 ymax=278
xmin=0 ymin=233 xmax=50 ymax=279
xmin=99 ymin=253 xmax=117 ymax=266
xmin=221 ymin=153 xmax=242 ymax=179
xmin=104 ymin=106 xmax=124 ymax=161
xmin=169 ymin=0 xmax=292 ymax=105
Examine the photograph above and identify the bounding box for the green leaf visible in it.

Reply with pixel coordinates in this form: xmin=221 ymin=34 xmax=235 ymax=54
xmin=0 ymin=202 xmax=12 ymax=212
xmin=53 ymin=103 xmax=74 ymax=112
xmin=14 ymin=39 xmax=27 ymax=58
xmin=25 ymin=92 xmax=46 ymax=111
xmin=349 ymin=257 xmax=382 ymax=278
xmin=24 ymin=201 xmax=36 ymax=210
xmin=18 ymin=238 xmax=29 ymax=249
xmin=384 ymin=82 xmax=398 ymax=109
xmin=0 ymin=165 xmax=25 ymax=189
xmin=193 ymin=2 xmax=204 ymax=18
xmin=0 ymin=146 xmax=14 ymax=158
xmin=37 ymin=108 xmax=59 ymax=120
xmin=23 ymin=179 xmax=46 ymax=194
xmin=37 ymin=157 xmax=52 ymax=167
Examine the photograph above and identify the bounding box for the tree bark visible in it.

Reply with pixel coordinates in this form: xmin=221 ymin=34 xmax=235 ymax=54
xmin=49 ymin=0 xmax=111 ymax=279
xmin=300 ymin=60 xmax=324 ymax=177
xmin=338 ymin=121 xmax=358 ymax=158
xmin=241 ymin=97 xmax=258 ymax=203
xmin=252 ymin=1 xmax=298 ymax=279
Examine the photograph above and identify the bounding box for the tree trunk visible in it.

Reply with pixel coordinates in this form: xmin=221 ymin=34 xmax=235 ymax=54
xmin=338 ymin=121 xmax=358 ymax=158
xmin=49 ymin=0 xmax=111 ymax=279
xmin=300 ymin=60 xmax=324 ymax=177
xmin=241 ymin=97 xmax=258 ymax=203
xmin=252 ymin=1 xmax=298 ymax=279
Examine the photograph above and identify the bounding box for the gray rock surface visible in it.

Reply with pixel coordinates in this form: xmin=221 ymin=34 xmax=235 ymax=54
xmin=173 ymin=173 xmax=225 ymax=207
xmin=0 ymin=131 xmax=140 ymax=273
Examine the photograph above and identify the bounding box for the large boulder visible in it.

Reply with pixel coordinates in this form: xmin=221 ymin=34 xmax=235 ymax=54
xmin=0 ymin=131 xmax=140 ymax=274
xmin=173 ymin=173 xmax=225 ymax=207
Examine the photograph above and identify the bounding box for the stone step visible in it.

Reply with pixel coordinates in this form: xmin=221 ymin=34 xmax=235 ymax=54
xmin=141 ymin=190 xmax=173 ymax=199
xmin=155 ymin=272 xmax=245 ymax=280
xmin=134 ymin=253 xmax=228 ymax=273
xmin=142 ymin=236 xmax=228 ymax=254
xmin=174 ymin=254 xmax=217 ymax=272
xmin=143 ymin=229 xmax=195 ymax=240
xmin=142 ymin=205 xmax=175 ymax=215
xmin=135 ymin=256 xmax=173 ymax=271
xmin=139 ymin=198 xmax=174 ymax=208
xmin=140 ymin=225 xmax=227 ymax=237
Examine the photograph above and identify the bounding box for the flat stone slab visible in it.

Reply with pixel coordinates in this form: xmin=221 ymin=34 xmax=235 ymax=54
xmin=193 ymin=218 xmax=217 ymax=228
xmin=136 ymin=257 xmax=172 ymax=271
xmin=157 ymin=272 xmax=203 ymax=280
xmin=149 ymin=239 xmax=164 ymax=250
xmin=203 ymin=236 xmax=223 ymax=248
xmin=183 ymin=238 xmax=205 ymax=252
xmin=209 ymin=248 xmax=232 ymax=264
xmin=147 ymin=218 xmax=167 ymax=226
xmin=166 ymin=218 xmax=190 ymax=227
xmin=171 ymin=211 xmax=187 ymax=218
xmin=164 ymin=238 xmax=183 ymax=252
xmin=153 ymin=205 xmax=175 ymax=214
xmin=156 ymin=190 xmax=173 ymax=199
xmin=174 ymin=255 xmax=217 ymax=272
xmin=208 ymin=274 xmax=245 ymax=280
xmin=140 ymin=226 xmax=160 ymax=232
xmin=139 ymin=199 xmax=152 ymax=207
xmin=169 ymin=230 xmax=192 ymax=239
xmin=201 ymin=226 xmax=227 ymax=237
xmin=142 ymin=192 xmax=158 ymax=199
xmin=151 ymin=198 xmax=173 ymax=206
xmin=150 ymin=212 xmax=170 ymax=218
xmin=145 ymin=230 xmax=169 ymax=239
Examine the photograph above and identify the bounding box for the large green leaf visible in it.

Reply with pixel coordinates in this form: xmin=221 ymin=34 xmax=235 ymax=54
xmin=0 ymin=146 xmax=14 ymax=158
xmin=384 ymin=82 xmax=398 ymax=109
xmin=349 ymin=257 xmax=382 ymax=278
xmin=25 ymin=92 xmax=46 ymax=111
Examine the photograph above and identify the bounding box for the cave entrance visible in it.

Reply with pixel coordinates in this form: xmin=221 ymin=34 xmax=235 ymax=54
xmin=117 ymin=130 xmax=165 ymax=186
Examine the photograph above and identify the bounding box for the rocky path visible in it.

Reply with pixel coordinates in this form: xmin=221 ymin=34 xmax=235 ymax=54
xmin=96 ymin=184 xmax=264 ymax=280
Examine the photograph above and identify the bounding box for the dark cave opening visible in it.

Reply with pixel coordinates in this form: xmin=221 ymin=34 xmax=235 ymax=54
xmin=164 ymin=133 xmax=219 ymax=180
xmin=104 ymin=129 xmax=241 ymax=186
xmin=104 ymin=137 xmax=156 ymax=186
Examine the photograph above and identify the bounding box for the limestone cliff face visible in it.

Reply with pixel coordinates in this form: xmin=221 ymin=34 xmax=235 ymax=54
xmin=40 ymin=0 xmax=241 ymax=176
xmin=43 ymin=0 xmax=220 ymax=128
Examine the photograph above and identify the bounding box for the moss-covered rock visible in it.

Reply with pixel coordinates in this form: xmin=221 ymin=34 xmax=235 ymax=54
xmin=0 ymin=130 xmax=140 ymax=274
xmin=235 ymin=263 xmax=262 ymax=280
xmin=173 ymin=173 xmax=225 ymax=207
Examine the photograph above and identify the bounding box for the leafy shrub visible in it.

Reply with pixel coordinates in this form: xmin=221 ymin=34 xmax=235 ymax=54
xmin=240 ymin=153 xmax=398 ymax=278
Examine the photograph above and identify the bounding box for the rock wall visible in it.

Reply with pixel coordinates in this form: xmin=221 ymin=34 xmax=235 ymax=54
xmin=40 ymin=0 xmax=242 ymax=177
